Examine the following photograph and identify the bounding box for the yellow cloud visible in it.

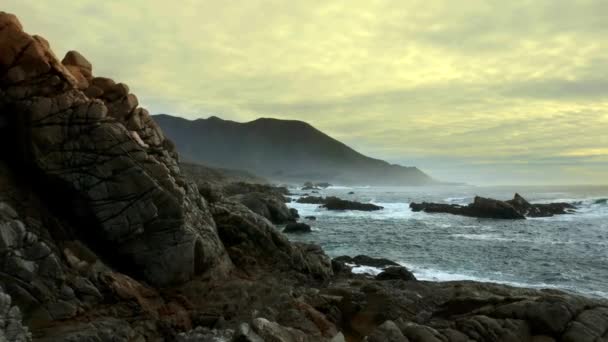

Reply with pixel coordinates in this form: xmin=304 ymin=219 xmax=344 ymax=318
xmin=3 ymin=0 xmax=607 ymax=184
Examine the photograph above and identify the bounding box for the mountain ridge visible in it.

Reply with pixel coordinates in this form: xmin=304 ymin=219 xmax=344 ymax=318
xmin=154 ymin=113 xmax=435 ymax=185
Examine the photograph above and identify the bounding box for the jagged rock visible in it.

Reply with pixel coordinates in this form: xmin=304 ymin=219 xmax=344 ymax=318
xmin=304 ymin=216 xmax=317 ymax=221
xmin=211 ymin=200 xmax=332 ymax=280
xmin=283 ymin=222 xmax=312 ymax=234
xmin=411 ymin=194 xmax=576 ymax=219
xmin=0 ymin=11 xmax=231 ymax=287
xmin=507 ymin=193 xmax=575 ymax=217
xmin=375 ymin=267 xmax=416 ymax=281
xmin=410 ymin=196 xmax=526 ymax=219
xmin=230 ymin=192 xmax=296 ymax=224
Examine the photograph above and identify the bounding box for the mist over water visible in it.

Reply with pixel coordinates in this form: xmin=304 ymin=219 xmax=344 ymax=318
xmin=285 ymin=185 xmax=608 ymax=298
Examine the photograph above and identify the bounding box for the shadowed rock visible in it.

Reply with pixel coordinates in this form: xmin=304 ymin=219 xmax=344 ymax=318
xmin=0 ymin=11 xmax=231 ymax=286
xmin=375 ymin=267 xmax=416 ymax=281
xmin=283 ymin=222 xmax=312 ymax=234
xmin=322 ymin=197 xmax=383 ymax=211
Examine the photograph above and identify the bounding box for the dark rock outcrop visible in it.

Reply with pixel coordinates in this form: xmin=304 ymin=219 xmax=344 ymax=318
xmin=283 ymin=222 xmax=312 ymax=234
xmin=230 ymin=192 xmax=297 ymax=224
xmin=507 ymin=193 xmax=576 ymax=217
xmin=375 ymin=267 xmax=416 ymax=281
xmin=323 ymin=197 xmax=383 ymax=211
xmin=411 ymin=194 xmax=576 ymax=219
xmin=297 ymin=196 xmax=382 ymax=211
xmin=297 ymin=196 xmax=326 ymax=204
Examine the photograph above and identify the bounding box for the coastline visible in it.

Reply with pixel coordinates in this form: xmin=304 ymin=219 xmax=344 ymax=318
xmin=1 ymin=11 xmax=608 ymax=341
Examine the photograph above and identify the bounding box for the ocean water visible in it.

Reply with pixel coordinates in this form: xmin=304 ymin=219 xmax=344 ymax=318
xmin=284 ymin=185 xmax=608 ymax=298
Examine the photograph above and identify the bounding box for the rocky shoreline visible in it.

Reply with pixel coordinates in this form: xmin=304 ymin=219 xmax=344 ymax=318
xmin=1 ymin=11 xmax=607 ymax=342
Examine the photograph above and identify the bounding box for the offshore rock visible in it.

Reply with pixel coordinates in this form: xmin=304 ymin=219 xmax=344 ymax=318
xmin=411 ymin=194 xmax=575 ymax=219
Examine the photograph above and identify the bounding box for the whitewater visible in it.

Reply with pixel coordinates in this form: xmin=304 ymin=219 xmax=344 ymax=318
xmin=285 ymin=185 xmax=608 ymax=298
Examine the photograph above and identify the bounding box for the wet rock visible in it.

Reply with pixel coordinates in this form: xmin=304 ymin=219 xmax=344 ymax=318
xmin=411 ymin=194 xmax=576 ymax=219
xmin=333 ymin=255 xmax=400 ymax=268
xmin=297 ymin=196 xmax=326 ymax=204
xmin=283 ymin=222 xmax=312 ymax=234
xmin=410 ymin=196 xmax=526 ymax=219
xmin=375 ymin=267 xmax=416 ymax=281
xmin=507 ymin=193 xmax=576 ymax=217
xmin=322 ymin=197 xmax=383 ymax=211
xmin=305 ymin=216 xmax=317 ymax=221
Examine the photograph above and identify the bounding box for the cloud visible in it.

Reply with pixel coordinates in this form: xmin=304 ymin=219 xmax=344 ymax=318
xmin=4 ymin=0 xmax=607 ymax=184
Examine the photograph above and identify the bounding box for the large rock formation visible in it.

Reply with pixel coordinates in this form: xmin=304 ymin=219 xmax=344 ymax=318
xmin=0 ymin=11 xmax=233 ymax=287
xmin=410 ymin=194 xmax=576 ymax=219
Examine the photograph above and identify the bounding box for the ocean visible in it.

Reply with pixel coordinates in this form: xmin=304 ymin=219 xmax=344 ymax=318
xmin=285 ymin=185 xmax=608 ymax=298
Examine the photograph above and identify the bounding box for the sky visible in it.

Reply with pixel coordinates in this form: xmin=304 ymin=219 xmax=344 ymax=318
xmin=4 ymin=0 xmax=607 ymax=185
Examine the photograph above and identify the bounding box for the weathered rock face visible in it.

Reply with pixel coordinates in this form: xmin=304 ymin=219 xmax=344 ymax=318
xmin=0 ymin=11 xmax=231 ymax=286
xmin=410 ymin=194 xmax=576 ymax=219
xmin=210 ymin=199 xmax=332 ymax=281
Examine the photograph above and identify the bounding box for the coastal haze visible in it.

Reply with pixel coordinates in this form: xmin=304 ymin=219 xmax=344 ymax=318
xmin=2 ymin=2 xmax=608 ymax=342
xmin=4 ymin=0 xmax=608 ymax=185
xmin=154 ymin=114 xmax=433 ymax=185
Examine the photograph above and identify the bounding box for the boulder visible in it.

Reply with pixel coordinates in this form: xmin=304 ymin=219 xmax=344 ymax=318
xmin=284 ymin=222 xmax=312 ymax=234
xmin=61 ymin=50 xmax=92 ymax=73
xmin=375 ymin=266 xmax=416 ymax=281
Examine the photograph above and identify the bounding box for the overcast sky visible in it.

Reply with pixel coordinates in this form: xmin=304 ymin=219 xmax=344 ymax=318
xmin=5 ymin=0 xmax=607 ymax=185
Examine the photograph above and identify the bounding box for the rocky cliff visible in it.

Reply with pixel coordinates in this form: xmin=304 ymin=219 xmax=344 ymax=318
xmin=1 ymin=12 xmax=607 ymax=342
